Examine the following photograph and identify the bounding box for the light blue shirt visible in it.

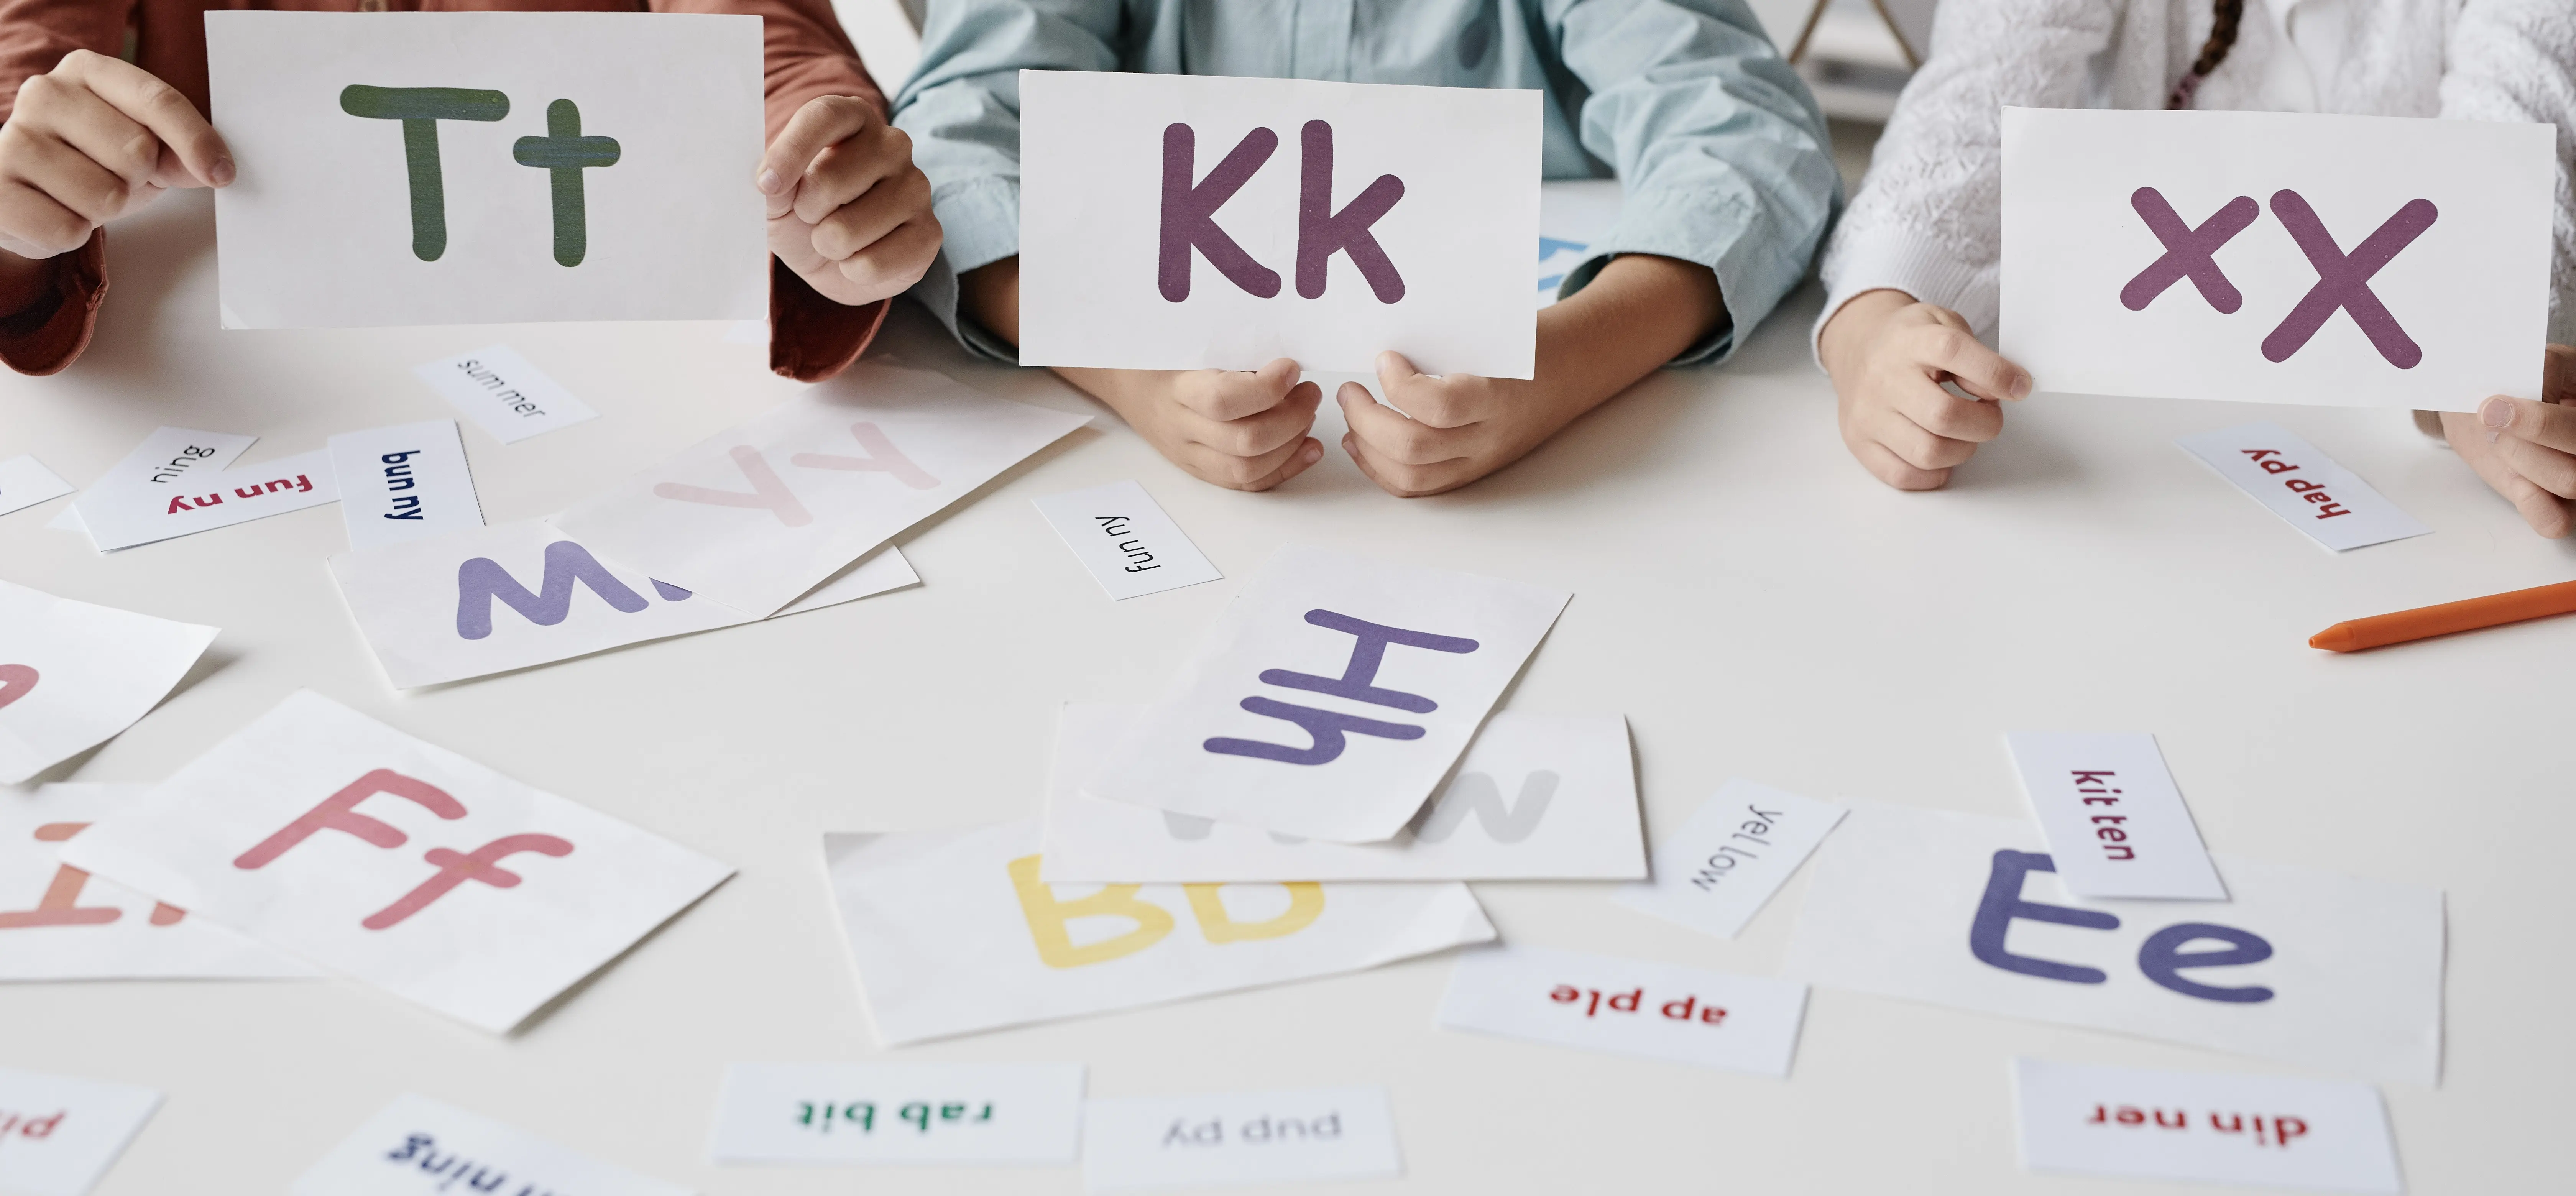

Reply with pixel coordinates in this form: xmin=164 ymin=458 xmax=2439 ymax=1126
xmin=891 ymin=0 xmax=1840 ymax=367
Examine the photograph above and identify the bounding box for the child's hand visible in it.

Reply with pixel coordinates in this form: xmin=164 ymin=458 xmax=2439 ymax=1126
xmin=0 ymin=51 xmax=232 ymax=261
xmin=1338 ymin=352 xmax=1577 ymax=497
xmin=757 ymin=96 xmax=939 ymax=306
xmin=1819 ymin=289 xmax=2031 ymax=490
xmin=1057 ymin=358 xmax=1326 ymax=491
xmin=2441 ymin=343 xmax=2576 ymax=537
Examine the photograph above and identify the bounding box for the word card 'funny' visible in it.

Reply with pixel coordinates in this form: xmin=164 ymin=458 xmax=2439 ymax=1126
xmin=292 ymin=1094 xmax=692 ymax=1196
xmin=1782 ymin=803 xmax=2442 ymax=1084
xmin=821 ymin=820 xmax=1494 ymax=1045
xmin=1615 ymin=779 xmax=1846 ymax=940
xmin=1019 ymin=71 xmax=1541 ymax=377
xmin=1032 ymin=480 xmax=1222 ymax=600
xmin=0 ymin=1067 xmax=161 ymax=1196
xmin=329 ymin=421 xmax=483 ymax=550
xmin=209 ymin=11 xmax=767 ymax=328
xmin=1043 ymin=705 xmax=1643 ymax=883
xmin=1083 ymin=547 xmax=1569 ymax=843
xmin=74 ymin=449 xmax=339 ymax=552
xmin=0 ymin=581 xmax=215 ymax=785
xmin=2013 ymin=1059 xmax=2403 ymax=1194
xmin=1438 ymin=943 xmax=1809 ymax=1077
xmin=2006 ymin=733 xmax=2225 ymax=900
xmin=1081 ymin=1087 xmax=1401 ymax=1193
xmin=59 ymin=691 xmax=733 ymax=1032
xmin=708 ymin=1062 xmax=1085 ymax=1166
xmin=2176 ymin=422 xmax=2430 ymax=552
xmin=57 ymin=426 xmax=254 ymax=543
xmin=2002 ymin=108 xmax=2553 ymax=411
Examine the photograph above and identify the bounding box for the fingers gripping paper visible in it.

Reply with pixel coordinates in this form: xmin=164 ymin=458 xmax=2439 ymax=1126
xmin=821 ymin=820 xmax=1495 ymax=1045
xmin=1081 ymin=547 xmax=1570 ymax=843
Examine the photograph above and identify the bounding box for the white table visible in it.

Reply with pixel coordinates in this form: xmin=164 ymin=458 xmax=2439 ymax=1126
xmin=5 ymin=191 xmax=2564 ymax=1194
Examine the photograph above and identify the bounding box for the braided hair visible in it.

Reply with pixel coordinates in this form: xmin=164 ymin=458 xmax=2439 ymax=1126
xmin=2166 ymin=0 xmax=2246 ymax=110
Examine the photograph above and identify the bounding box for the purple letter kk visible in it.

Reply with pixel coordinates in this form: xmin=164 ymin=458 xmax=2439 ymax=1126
xmin=1204 ymin=610 xmax=1479 ymax=765
xmin=1297 ymin=121 xmax=1406 ymax=302
xmin=1159 ymin=123 xmax=1283 ymax=302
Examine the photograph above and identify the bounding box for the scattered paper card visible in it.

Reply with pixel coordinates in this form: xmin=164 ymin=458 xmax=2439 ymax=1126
xmin=707 ymin=1062 xmax=1084 ymax=1165
xmin=0 ymin=581 xmax=215 ymax=785
xmin=1082 ymin=547 xmax=1570 ymax=843
xmin=1043 ymin=705 xmax=1641 ymax=882
xmin=1535 ymin=179 xmax=1621 ymax=309
xmin=412 ymin=345 xmax=600 ymax=445
xmin=1615 ymin=779 xmax=1845 ymax=940
xmin=2001 ymin=108 xmax=2552 ymax=411
xmin=2176 ymin=422 xmax=2430 ymax=552
xmin=64 ymin=427 xmax=257 ymax=544
xmin=2006 ymin=732 xmax=2225 ymax=900
xmin=330 ymin=421 xmax=484 ymax=550
xmin=1032 ymin=480 xmax=1221 ymax=600
xmin=0 ymin=455 xmax=72 ymax=519
xmin=210 ymin=11 xmax=767 ymax=328
xmin=2013 ymin=1058 xmax=2402 ymax=1194
xmin=1439 ymin=943 xmax=1807 ymax=1077
xmin=0 ymin=1067 xmax=161 ymax=1196
xmin=291 ymin=1093 xmax=692 ymax=1196
xmin=1781 ymin=803 xmax=2443 ymax=1084
xmin=0 ymin=784 xmax=312 ymax=981
xmin=821 ymin=819 xmax=1495 ymax=1045
xmin=59 ymin=691 xmax=733 ymax=1032
xmin=550 ymin=363 xmax=1089 ymax=615
xmin=1081 ymin=1086 xmax=1401 ymax=1193
xmin=73 ymin=449 xmax=338 ymax=552
xmin=1018 ymin=71 xmax=1541 ymax=377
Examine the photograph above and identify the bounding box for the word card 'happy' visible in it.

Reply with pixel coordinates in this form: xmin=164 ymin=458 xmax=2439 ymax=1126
xmin=1438 ymin=943 xmax=1809 ymax=1077
xmin=821 ymin=819 xmax=1494 ymax=1045
xmin=1782 ymin=803 xmax=2443 ymax=1084
xmin=1031 ymin=480 xmax=1223 ymax=600
xmin=707 ymin=1062 xmax=1084 ymax=1165
xmin=1043 ymin=705 xmax=1643 ymax=883
xmin=0 ymin=581 xmax=215 ymax=785
xmin=2013 ymin=1058 xmax=2402 ymax=1194
xmin=1083 ymin=546 xmax=1570 ymax=843
xmin=292 ymin=1094 xmax=691 ymax=1196
xmin=2176 ymin=422 xmax=2430 ymax=552
xmin=2002 ymin=108 xmax=2553 ymax=411
xmin=1019 ymin=71 xmax=1541 ymax=377
xmin=209 ymin=11 xmax=766 ymax=329
xmin=1081 ymin=1086 xmax=1401 ymax=1193
xmin=329 ymin=421 xmax=484 ymax=550
xmin=1615 ymin=779 xmax=1846 ymax=940
xmin=2006 ymin=732 xmax=2225 ymax=900
xmin=0 ymin=1066 xmax=162 ymax=1196
xmin=59 ymin=691 xmax=733 ymax=1032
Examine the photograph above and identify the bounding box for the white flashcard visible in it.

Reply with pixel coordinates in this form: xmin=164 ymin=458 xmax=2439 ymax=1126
xmin=0 ymin=581 xmax=215 ymax=785
xmin=1614 ymin=779 xmax=1847 ymax=940
xmin=329 ymin=520 xmax=913 ymax=688
xmin=1082 ymin=546 xmax=1570 ymax=843
xmin=1081 ymin=1087 xmax=1401 ymax=1193
xmin=0 ymin=784 xmax=312 ymax=981
xmin=1781 ymin=803 xmax=2443 ymax=1084
xmin=550 ymin=363 xmax=1089 ymax=615
xmin=1031 ymin=480 xmax=1222 ymax=600
xmin=412 ymin=344 xmax=600 ymax=445
xmin=2002 ymin=108 xmax=2552 ymax=411
xmin=1019 ymin=71 xmax=1541 ymax=378
xmin=2176 ymin=422 xmax=2431 ymax=552
xmin=73 ymin=448 xmax=340 ymax=551
xmin=210 ymin=11 xmax=766 ymax=329
xmin=1042 ymin=705 xmax=1642 ymax=883
xmin=821 ymin=819 xmax=1495 ymax=1045
xmin=1536 ymin=179 xmax=1621 ymax=309
xmin=707 ymin=1062 xmax=1084 ymax=1166
xmin=0 ymin=1067 xmax=161 ymax=1196
xmin=291 ymin=1094 xmax=692 ymax=1196
xmin=2006 ymin=732 xmax=2227 ymax=901
xmin=59 ymin=691 xmax=733 ymax=1033
xmin=0 ymin=455 xmax=72 ymax=518
xmin=1438 ymin=943 xmax=1807 ymax=1077
xmin=2013 ymin=1058 xmax=2403 ymax=1194
xmin=330 ymin=421 xmax=485 ymax=550
xmin=64 ymin=427 xmax=256 ymax=544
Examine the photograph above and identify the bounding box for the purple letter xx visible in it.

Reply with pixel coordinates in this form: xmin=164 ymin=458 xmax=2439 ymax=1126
xmin=2121 ymin=187 xmax=2258 ymax=313
xmin=2262 ymin=190 xmax=2438 ymax=369
xmin=1159 ymin=123 xmax=1283 ymax=302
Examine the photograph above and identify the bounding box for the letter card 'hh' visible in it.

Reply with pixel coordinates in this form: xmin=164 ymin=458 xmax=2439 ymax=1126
xmin=58 ymin=691 xmax=733 ymax=1033
xmin=207 ymin=12 xmax=766 ymax=328
xmin=1081 ymin=547 xmax=1570 ymax=843
xmin=2001 ymin=108 xmax=2553 ymax=411
xmin=1018 ymin=71 xmax=1542 ymax=377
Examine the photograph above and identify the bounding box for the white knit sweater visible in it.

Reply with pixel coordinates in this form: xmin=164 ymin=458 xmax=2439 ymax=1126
xmin=1818 ymin=0 xmax=2576 ymax=354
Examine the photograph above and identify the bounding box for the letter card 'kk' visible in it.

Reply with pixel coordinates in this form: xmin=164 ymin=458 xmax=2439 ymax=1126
xmin=1019 ymin=71 xmax=1542 ymax=376
xmin=1081 ymin=547 xmax=1569 ymax=843
xmin=58 ymin=691 xmax=733 ymax=1032
xmin=207 ymin=12 xmax=765 ymax=328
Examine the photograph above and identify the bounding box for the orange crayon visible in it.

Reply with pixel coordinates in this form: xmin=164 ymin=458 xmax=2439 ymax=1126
xmin=2309 ymin=579 xmax=2576 ymax=652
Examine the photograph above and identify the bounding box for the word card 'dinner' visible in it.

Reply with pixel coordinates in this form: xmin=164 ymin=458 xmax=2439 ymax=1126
xmin=1019 ymin=71 xmax=1542 ymax=377
xmin=208 ymin=11 xmax=766 ymax=328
